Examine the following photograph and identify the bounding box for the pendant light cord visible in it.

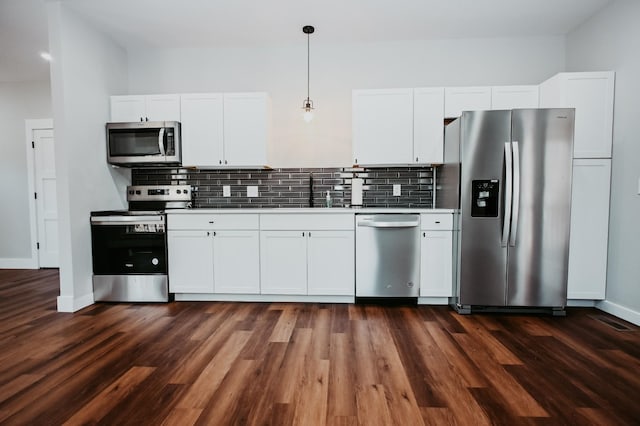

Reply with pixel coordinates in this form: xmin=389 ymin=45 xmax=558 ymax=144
xmin=307 ymin=32 xmax=310 ymax=102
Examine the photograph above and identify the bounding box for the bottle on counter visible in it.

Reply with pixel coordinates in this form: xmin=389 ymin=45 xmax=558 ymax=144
xmin=325 ymin=190 xmax=333 ymax=208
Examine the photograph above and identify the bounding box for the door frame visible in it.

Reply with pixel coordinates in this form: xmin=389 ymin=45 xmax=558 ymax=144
xmin=25 ymin=118 xmax=54 ymax=269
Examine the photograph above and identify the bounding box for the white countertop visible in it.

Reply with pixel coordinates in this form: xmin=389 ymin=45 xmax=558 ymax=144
xmin=167 ymin=207 xmax=455 ymax=214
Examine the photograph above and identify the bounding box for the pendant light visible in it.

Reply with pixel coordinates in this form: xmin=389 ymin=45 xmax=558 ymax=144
xmin=302 ymin=25 xmax=315 ymax=123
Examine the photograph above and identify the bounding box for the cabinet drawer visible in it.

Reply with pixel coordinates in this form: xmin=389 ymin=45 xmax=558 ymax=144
xmin=167 ymin=214 xmax=259 ymax=230
xmin=420 ymin=213 xmax=453 ymax=230
xmin=260 ymin=214 xmax=354 ymax=230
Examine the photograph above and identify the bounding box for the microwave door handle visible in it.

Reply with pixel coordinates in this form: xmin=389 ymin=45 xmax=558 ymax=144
xmin=158 ymin=128 xmax=166 ymax=157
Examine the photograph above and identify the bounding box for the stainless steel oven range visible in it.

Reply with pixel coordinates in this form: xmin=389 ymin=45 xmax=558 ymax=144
xmin=90 ymin=184 xmax=191 ymax=302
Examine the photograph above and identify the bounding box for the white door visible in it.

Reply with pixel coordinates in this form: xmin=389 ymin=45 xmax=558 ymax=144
xmin=444 ymin=86 xmax=492 ymax=118
xmin=491 ymin=86 xmax=539 ymax=109
xmin=223 ymin=93 xmax=269 ymax=167
xmin=213 ymin=230 xmax=260 ymax=294
xmin=180 ymin=93 xmax=225 ymax=167
xmin=567 ymin=159 xmax=611 ymax=299
xmin=167 ymin=230 xmax=214 ymax=293
xmin=420 ymin=231 xmax=453 ymax=297
xmin=146 ymin=94 xmax=181 ymax=122
xmin=33 ymin=128 xmax=59 ymax=267
xmin=413 ymin=87 xmax=445 ymax=164
xmin=352 ymin=89 xmax=414 ymax=165
xmin=260 ymin=231 xmax=307 ymax=295
xmin=307 ymin=231 xmax=354 ymax=296
xmin=110 ymin=96 xmax=146 ymax=122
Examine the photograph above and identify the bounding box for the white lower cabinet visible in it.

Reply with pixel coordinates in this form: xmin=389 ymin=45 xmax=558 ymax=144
xmin=307 ymin=231 xmax=355 ymax=296
xmin=260 ymin=231 xmax=308 ymax=295
xmin=213 ymin=231 xmax=260 ymax=294
xmin=167 ymin=214 xmax=260 ymax=294
xmin=419 ymin=214 xmax=454 ymax=298
xmin=168 ymin=229 xmax=260 ymax=294
xmin=168 ymin=230 xmax=214 ymax=293
xmin=260 ymin=229 xmax=355 ymax=296
xmin=567 ymin=159 xmax=611 ymax=299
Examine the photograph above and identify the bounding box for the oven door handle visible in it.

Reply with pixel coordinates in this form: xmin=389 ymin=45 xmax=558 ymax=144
xmin=91 ymin=216 xmax=164 ymax=225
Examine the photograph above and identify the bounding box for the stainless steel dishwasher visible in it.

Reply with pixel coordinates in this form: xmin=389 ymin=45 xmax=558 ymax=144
xmin=355 ymin=214 xmax=420 ymax=298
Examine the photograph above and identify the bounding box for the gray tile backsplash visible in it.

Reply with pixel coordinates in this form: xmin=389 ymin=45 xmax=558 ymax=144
xmin=132 ymin=166 xmax=434 ymax=208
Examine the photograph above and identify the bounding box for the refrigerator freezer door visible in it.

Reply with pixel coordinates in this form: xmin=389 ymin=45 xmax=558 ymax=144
xmin=458 ymin=110 xmax=512 ymax=306
xmin=507 ymin=109 xmax=574 ymax=307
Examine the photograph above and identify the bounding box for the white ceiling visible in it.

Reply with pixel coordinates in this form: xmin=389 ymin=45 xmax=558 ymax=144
xmin=0 ymin=0 xmax=612 ymax=83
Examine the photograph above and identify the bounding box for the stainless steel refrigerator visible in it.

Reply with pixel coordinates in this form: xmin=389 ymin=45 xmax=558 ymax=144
xmin=437 ymin=109 xmax=575 ymax=314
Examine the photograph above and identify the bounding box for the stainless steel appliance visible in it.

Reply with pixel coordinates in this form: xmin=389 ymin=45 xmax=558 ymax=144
xmin=355 ymin=214 xmax=420 ymax=298
xmin=438 ymin=109 xmax=575 ymax=314
xmin=106 ymin=121 xmax=181 ymax=167
xmin=90 ymin=184 xmax=192 ymax=302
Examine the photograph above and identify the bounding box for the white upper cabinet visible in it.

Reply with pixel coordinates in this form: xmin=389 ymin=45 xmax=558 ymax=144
xmin=352 ymin=88 xmax=414 ymax=165
xmin=352 ymin=88 xmax=444 ymax=165
xmin=110 ymin=94 xmax=181 ymax=122
xmin=180 ymin=93 xmax=224 ymax=167
xmin=491 ymin=86 xmax=539 ymax=110
xmin=444 ymin=86 xmax=491 ymax=118
xmin=223 ymin=92 xmax=270 ymax=167
xmin=539 ymin=72 xmax=615 ymax=158
xmin=414 ymin=87 xmax=445 ymax=164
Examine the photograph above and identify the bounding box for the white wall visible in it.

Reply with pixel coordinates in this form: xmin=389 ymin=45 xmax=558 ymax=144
xmin=567 ymin=0 xmax=640 ymax=323
xmin=0 ymin=81 xmax=51 ymax=266
xmin=47 ymin=2 xmax=130 ymax=312
xmin=127 ymin=36 xmax=566 ymax=167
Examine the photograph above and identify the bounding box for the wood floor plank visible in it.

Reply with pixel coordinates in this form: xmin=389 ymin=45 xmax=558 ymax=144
xmin=1 ymin=270 xmax=639 ymax=425
xmin=62 ymin=366 xmax=155 ymax=425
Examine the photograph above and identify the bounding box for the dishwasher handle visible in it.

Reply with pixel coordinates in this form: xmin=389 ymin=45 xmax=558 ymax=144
xmin=358 ymin=219 xmax=420 ymax=228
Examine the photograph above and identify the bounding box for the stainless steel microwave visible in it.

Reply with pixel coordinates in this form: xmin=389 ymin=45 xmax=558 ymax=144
xmin=106 ymin=121 xmax=181 ymax=167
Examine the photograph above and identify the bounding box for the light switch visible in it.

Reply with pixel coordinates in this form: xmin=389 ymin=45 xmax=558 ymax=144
xmin=223 ymin=185 xmax=231 ymax=197
xmin=247 ymin=186 xmax=258 ymax=197
xmin=393 ymin=184 xmax=401 ymax=196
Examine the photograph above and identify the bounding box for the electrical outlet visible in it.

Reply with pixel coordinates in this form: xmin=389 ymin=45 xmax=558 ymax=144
xmin=393 ymin=184 xmax=401 ymax=196
xmin=223 ymin=185 xmax=231 ymax=197
xmin=247 ymin=186 xmax=258 ymax=197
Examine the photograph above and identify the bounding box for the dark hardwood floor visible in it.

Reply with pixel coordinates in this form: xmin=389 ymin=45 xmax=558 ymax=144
xmin=0 ymin=269 xmax=639 ymax=425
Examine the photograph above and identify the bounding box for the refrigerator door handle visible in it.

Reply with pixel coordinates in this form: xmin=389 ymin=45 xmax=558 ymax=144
xmin=502 ymin=142 xmax=513 ymax=247
xmin=509 ymin=141 xmax=520 ymax=246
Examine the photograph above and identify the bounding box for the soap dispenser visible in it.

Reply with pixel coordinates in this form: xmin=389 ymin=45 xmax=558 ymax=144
xmin=325 ymin=190 xmax=333 ymax=208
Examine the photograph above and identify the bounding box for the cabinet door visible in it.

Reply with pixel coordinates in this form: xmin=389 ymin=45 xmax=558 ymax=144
xmin=491 ymin=86 xmax=539 ymax=109
xmin=180 ymin=93 xmax=224 ymax=167
xmin=564 ymin=73 xmax=615 ymax=158
xmin=307 ymin=231 xmax=354 ymax=296
xmin=352 ymin=89 xmax=413 ymax=165
xmin=539 ymin=72 xmax=615 ymax=158
xmin=146 ymin=94 xmax=181 ymax=121
xmin=567 ymin=159 xmax=611 ymax=299
xmin=110 ymin=96 xmax=146 ymax=122
xmin=444 ymin=87 xmax=491 ymax=118
xmin=420 ymin=230 xmax=453 ymax=297
xmin=223 ymin=92 xmax=269 ymax=166
xmin=413 ymin=87 xmax=445 ymax=164
xmin=168 ymin=230 xmax=214 ymax=293
xmin=213 ymin=230 xmax=260 ymax=294
xmin=260 ymin=231 xmax=307 ymax=295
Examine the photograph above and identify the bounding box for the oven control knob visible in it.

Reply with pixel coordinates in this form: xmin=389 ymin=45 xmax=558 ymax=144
xmin=151 ymin=258 xmax=159 ymax=266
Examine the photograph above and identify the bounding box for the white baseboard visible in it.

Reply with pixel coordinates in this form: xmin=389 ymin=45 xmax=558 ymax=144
xmin=0 ymin=258 xmax=38 ymax=269
xmin=596 ymin=300 xmax=640 ymax=326
xmin=174 ymin=293 xmax=354 ymax=304
xmin=567 ymin=299 xmax=597 ymax=307
xmin=57 ymin=293 xmax=94 ymax=312
xmin=418 ymin=297 xmax=450 ymax=305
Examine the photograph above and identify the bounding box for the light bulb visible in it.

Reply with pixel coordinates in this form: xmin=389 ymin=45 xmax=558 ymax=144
xmin=303 ymin=109 xmax=314 ymax=123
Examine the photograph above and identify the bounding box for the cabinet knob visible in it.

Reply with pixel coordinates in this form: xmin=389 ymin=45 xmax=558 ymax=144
xmin=208 ymin=221 xmax=214 ymax=224
xmin=207 ymin=231 xmax=210 ymax=236
xmin=308 ymin=232 xmax=311 ymax=237
xmin=224 ymin=160 xmax=228 ymax=165
xmin=145 ymin=117 xmax=149 ymax=121
xmin=416 ymin=157 xmax=419 ymax=162
xmin=302 ymin=232 xmax=305 ymax=237
xmin=213 ymin=231 xmax=216 ymax=236
xmin=219 ymin=160 xmax=222 ymax=165
xmin=140 ymin=117 xmax=143 ymax=122
xmin=423 ymin=232 xmax=426 ymax=237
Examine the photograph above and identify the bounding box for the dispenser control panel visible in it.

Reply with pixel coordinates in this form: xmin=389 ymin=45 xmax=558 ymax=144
xmin=471 ymin=180 xmax=500 ymax=217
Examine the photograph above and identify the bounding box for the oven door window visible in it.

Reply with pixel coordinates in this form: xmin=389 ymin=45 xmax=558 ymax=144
xmin=91 ymin=225 xmax=167 ymax=274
